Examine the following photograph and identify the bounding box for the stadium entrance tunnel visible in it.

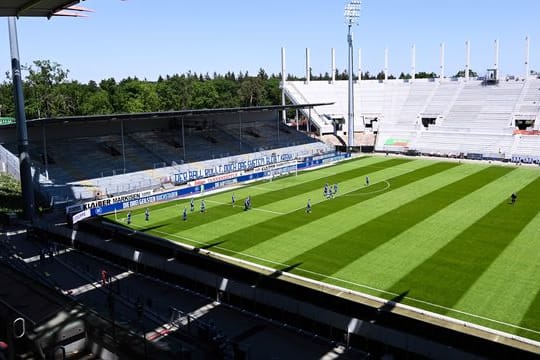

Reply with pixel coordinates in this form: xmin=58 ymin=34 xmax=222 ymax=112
xmin=26 ymin=219 xmax=540 ymax=359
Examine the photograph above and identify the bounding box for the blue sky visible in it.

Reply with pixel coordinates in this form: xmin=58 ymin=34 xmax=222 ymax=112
xmin=1 ymin=0 xmax=539 ymax=83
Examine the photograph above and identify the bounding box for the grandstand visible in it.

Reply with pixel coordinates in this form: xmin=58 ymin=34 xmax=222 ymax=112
xmin=1 ymin=76 xmax=540 ymax=360
xmin=0 ymin=105 xmax=332 ymax=204
xmin=2 ymin=1 xmax=539 ymax=358
xmin=285 ymin=76 xmax=540 ymax=161
xmin=1 ymin=16 xmax=539 ymax=356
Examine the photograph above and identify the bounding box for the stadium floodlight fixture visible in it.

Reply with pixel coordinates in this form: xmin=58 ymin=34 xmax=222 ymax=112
xmin=344 ymin=0 xmax=361 ymax=151
xmin=344 ymin=0 xmax=361 ymax=26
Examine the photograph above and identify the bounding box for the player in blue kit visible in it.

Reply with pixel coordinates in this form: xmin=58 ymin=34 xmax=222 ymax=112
xmin=200 ymin=199 xmax=206 ymax=213
xmin=306 ymin=198 xmax=312 ymax=213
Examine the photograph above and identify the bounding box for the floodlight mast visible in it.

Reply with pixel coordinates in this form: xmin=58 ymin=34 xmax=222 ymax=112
xmin=344 ymin=0 xmax=360 ymax=151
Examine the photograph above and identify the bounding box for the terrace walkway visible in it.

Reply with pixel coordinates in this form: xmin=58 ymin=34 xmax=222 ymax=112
xmin=1 ymin=223 xmax=366 ymax=359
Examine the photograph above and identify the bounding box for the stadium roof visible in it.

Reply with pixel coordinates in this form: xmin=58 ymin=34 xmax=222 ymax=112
xmin=0 ymin=0 xmax=88 ymax=18
xmin=24 ymin=103 xmax=334 ymax=126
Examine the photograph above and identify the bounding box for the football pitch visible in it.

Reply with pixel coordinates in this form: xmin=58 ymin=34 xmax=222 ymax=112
xmin=106 ymin=156 xmax=540 ymax=342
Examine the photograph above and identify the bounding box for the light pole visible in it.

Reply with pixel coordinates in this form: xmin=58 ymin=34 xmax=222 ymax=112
xmin=344 ymin=0 xmax=361 ymax=152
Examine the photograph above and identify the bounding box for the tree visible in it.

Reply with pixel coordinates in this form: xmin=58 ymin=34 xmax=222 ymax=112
xmin=399 ymin=72 xmax=411 ymax=79
xmin=238 ymin=77 xmax=266 ymax=106
xmin=81 ymin=90 xmax=113 ymax=115
xmin=213 ymin=78 xmax=240 ymax=108
xmin=263 ymin=77 xmax=281 ymax=106
xmin=454 ymin=69 xmax=478 ymax=78
xmin=191 ymin=81 xmax=219 ymax=109
xmin=0 ymin=80 xmax=14 ymax=117
xmin=362 ymin=71 xmax=375 ymax=80
xmin=257 ymin=68 xmax=269 ymax=81
xmin=416 ymin=71 xmax=437 ymax=79
xmin=0 ymin=60 xmax=468 ymax=119
xmin=176 ymin=75 xmax=195 ymax=109
xmin=116 ymin=78 xmax=159 ymax=113
xmin=24 ymin=60 xmax=70 ymax=118
xmin=55 ymin=81 xmax=86 ymax=116
xmin=99 ymin=78 xmax=119 ymax=112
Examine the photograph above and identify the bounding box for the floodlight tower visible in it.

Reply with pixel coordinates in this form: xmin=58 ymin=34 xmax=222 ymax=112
xmin=344 ymin=0 xmax=361 ymax=151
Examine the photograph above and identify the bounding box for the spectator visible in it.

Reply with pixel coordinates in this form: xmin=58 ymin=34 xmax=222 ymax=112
xmin=101 ymin=269 xmax=107 ymax=286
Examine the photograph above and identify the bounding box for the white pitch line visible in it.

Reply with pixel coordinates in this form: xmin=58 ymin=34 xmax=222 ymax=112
xmin=204 ymin=199 xmax=286 ymax=215
xmin=127 ymin=176 xmax=386 ymax=221
xmin=132 ymin=226 xmax=540 ymax=335
xmin=120 ymin=162 xmax=540 ymax=334
xmin=110 ymin=161 xmax=417 ymax=220
xmin=343 ymin=180 xmax=391 ymax=196
xmin=250 ymin=186 xmax=279 ymax=192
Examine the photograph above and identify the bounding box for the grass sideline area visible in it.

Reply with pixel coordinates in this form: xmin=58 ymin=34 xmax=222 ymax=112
xmin=106 ymin=156 xmax=540 ymax=342
xmin=0 ymin=173 xmax=22 ymax=214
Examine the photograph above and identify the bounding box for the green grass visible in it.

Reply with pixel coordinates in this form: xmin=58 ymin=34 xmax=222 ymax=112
xmin=0 ymin=173 xmax=22 ymax=213
xmin=105 ymin=156 xmax=540 ymax=341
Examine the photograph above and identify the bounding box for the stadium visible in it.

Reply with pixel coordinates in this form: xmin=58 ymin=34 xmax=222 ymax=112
xmin=1 ymin=1 xmax=540 ymax=359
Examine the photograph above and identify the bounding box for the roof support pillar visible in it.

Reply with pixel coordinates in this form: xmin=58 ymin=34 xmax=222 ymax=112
xmin=8 ymin=17 xmax=35 ymax=221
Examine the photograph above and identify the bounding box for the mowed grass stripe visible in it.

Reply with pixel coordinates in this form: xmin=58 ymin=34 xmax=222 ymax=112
xmin=386 ymin=175 xmax=540 ymax=314
xmin=330 ymin=167 xmax=537 ymax=295
xmin=208 ymin=157 xmax=407 ymax=214
xmin=106 ymin=156 xmax=385 ymax=218
xmin=224 ymin=161 xmax=459 ymax=258
xmin=281 ymin=166 xmax=513 ymax=281
xmin=176 ymin=159 xmax=435 ymax=248
xmin=455 ymin=210 xmax=540 ymax=337
xmin=241 ymin=162 xmax=475 ymax=265
xmin=519 ymin=264 xmax=540 ymax=339
xmin=123 ymin=157 xmax=405 ymax=231
xmin=108 ymin=156 xmax=387 ymax=224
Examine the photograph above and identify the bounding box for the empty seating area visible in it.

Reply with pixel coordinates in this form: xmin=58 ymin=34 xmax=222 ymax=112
xmin=0 ymin=112 xmax=323 ymax=193
xmin=413 ymin=132 xmax=514 ymax=158
xmin=516 ymin=78 xmax=540 ymax=115
xmin=439 ymin=81 xmax=522 ymax=132
xmin=183 ymin=129 xmax=245 ymax=162
xmin=395 ymin=81 xmax=436 ymax=125
xmin=513 ymin=135 xmax=540 ymax=158
xmin=26 ymin=135 xmax=164 ymax=183
xmin=422 ymin=81 xmax=462 ymax=116
xmin=288 ymin=76 xmax=540 ymax=159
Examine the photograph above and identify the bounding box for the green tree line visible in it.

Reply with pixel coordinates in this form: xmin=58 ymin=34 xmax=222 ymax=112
xmin=0 ymin=61 xmax=288 ymax=119
xmin=0 ymin=60 xmax=478 ymax=119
